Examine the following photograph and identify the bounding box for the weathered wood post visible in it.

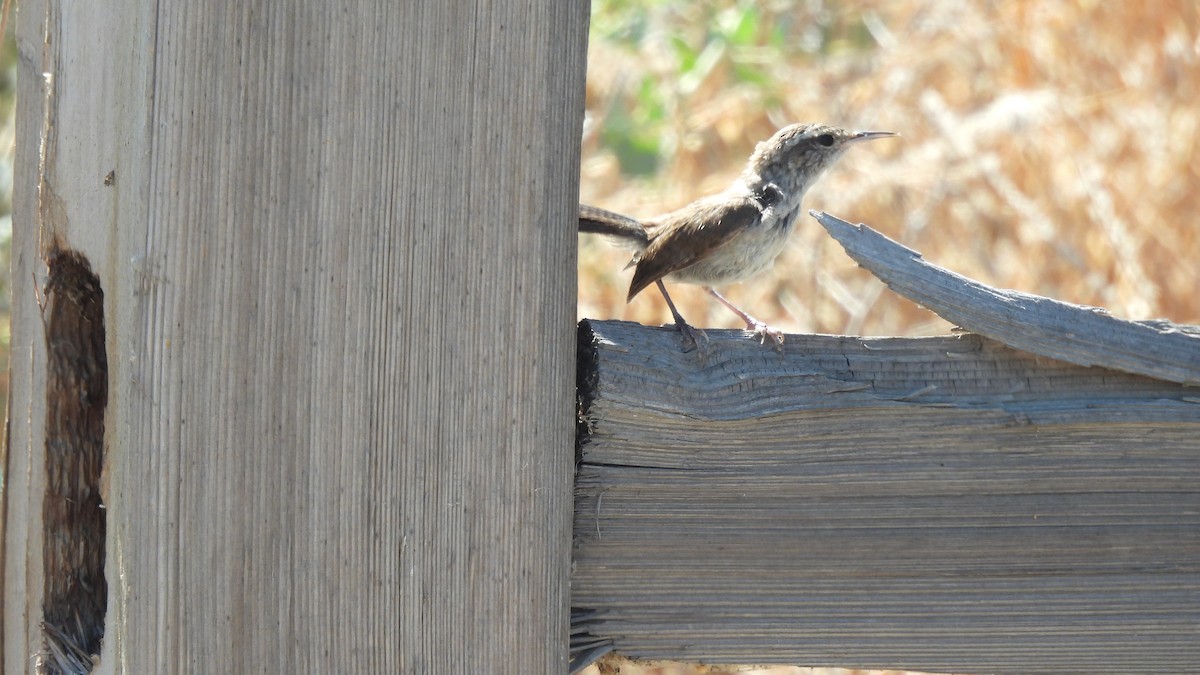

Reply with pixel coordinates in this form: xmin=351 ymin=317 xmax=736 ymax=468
xmin=5 ymin=2 xmax=587 ymax=672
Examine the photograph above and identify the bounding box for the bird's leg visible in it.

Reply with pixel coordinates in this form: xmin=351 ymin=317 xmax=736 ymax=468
xmin=705 ymin=287 xmax=785 ymax=346
xmin=656 ymin=280 xmax=707 ymax=352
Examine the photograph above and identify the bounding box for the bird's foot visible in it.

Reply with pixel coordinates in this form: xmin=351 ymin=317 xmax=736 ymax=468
xmin=745 ymin=318 xmax=785 ymax=348
xmin=705 ymin=287 xmax=784 ymax=349
xmin=655 ymin=280 xmax=708 ymax=354
xmin=673 ymin=319 xmax=709 ymax=354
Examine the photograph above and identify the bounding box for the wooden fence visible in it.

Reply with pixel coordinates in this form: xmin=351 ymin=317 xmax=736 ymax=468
xmin=4 ymin=1 xmax=1197 ymax=673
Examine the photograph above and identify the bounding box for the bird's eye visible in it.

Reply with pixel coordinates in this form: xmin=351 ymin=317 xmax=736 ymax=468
xmin=816 ymin=133 xmax=835 ymax=147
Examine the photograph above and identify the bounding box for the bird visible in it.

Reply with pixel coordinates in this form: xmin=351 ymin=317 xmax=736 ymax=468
xmin=580 ymin=123 xmax=896 ymax=349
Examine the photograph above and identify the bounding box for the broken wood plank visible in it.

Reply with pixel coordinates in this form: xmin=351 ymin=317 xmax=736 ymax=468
xmin=811 ymin=210 xmax=1200 ymax=386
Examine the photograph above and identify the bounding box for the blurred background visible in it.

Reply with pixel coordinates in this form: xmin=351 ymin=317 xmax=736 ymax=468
xmin=578 ymin=2 xmax=1196 ymax=674
xmin=579 ymin=0 xmax=1200 ymax=342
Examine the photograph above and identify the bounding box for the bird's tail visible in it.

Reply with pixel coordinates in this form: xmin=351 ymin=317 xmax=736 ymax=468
xmin=579 ymin=204 xmax=649 ymax=248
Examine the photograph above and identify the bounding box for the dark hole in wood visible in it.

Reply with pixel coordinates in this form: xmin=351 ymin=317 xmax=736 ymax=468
xmin=42 ymin=249 xmax=107 ymax=673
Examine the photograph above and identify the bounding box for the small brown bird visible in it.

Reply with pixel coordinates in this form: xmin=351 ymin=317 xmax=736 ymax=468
xmin=581 ymin=123 xmax=896 ymax=348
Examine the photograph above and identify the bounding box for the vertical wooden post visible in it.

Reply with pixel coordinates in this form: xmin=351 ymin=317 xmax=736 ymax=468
xmin=5 ymin=1 xmax=587 ymax=672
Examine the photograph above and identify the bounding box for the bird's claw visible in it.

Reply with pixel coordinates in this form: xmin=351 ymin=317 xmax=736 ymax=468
xmin=746 ymin=320 xmax=785 ymax=348
xmin=676 ymin=321 xmax=709 ymax=354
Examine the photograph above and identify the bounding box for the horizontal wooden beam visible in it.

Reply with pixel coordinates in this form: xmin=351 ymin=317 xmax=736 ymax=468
xmin=572 ymin=319 xmax=1200 ymax=673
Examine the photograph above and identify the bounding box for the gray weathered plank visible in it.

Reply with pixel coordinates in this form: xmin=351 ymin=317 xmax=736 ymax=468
xmin=573 ymin=319 xmax=1200 ymax=674
xmin=6 ymin=1 xmax=585 ymax=672
xmin=812 ymin=210 xmax=1200 ymax=386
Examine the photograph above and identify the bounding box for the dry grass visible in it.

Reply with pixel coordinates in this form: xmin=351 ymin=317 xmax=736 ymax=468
xmin=577 ymin=3 xmax=1197 ymax=674
xmin=579 ymin=1 xmax=1200 ymax=338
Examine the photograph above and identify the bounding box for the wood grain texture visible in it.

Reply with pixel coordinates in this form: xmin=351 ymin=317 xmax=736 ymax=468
xmin=812 ymin=210 xmax=1200 ymax=386
xmin=7 ymin=1 xmax=586 ymax=672
xmin=573 ymin=319 xmax=1200 ymax=673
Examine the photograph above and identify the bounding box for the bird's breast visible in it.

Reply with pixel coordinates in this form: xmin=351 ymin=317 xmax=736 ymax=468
xmin=667 ymin=205 xmax=800 ymax=287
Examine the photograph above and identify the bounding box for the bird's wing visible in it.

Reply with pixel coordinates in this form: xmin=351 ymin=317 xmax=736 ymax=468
xmin=627 ymin=195 xmax=765 ymax=301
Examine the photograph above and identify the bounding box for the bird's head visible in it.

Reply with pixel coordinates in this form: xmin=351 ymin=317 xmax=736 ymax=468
xmin=742 ymin=123 xmax=897 ymax=200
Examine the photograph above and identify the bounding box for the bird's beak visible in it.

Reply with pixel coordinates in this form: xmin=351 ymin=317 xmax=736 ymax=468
xmin=848 ymin=130 xmax=899 ymax=143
